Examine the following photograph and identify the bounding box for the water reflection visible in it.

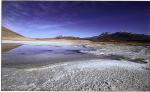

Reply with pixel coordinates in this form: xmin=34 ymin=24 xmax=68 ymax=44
xmin=2 ymin=43 xmax=22 ymax=52
xmin=2 ymin=44 xmax=99 ymax=68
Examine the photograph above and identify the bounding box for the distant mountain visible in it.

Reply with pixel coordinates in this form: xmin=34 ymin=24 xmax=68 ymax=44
xmin=55 ymin=35 xmax=80 ymax=40
xmin=86 ymin=32 xmax=150 ymax=43
xmin=2 ymin=27 xmax=31 ymax=40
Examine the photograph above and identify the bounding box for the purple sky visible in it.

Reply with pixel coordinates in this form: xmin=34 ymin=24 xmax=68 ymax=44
xmin=2 ymin=1 xmax=150 ymax=38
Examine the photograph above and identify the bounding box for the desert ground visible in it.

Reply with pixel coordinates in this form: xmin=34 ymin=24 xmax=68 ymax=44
xmin=1 ymin=39 xmax=150 ymax=91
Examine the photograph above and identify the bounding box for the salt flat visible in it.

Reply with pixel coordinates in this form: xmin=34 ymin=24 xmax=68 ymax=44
xmin=2 ymin=59 xmax=150 ymax=91
xmin=1 ymin=40 xmax=150 ymax=91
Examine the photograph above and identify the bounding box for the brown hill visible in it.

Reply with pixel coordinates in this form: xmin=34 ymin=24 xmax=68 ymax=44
xmin=2 ymin=27 xmax=32 ymax=41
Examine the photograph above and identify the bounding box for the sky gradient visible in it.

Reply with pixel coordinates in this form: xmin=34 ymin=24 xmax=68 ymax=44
xmin=2 ymin=1 xmax=150 ymax=38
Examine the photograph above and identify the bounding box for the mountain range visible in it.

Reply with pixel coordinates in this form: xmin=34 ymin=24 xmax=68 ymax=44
xmin=2 ymin=27 xmax=150 ymax=43
xmin=85 ymin=32 xmax=150 ymax=43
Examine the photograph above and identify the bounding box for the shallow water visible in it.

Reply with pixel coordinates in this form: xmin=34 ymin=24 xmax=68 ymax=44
xmin=2 ymin=44 xmax=99 ymax=68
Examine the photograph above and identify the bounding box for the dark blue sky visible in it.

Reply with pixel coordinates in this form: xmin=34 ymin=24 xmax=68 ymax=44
xmin=2 ymin=1 xmax=150 ymax=38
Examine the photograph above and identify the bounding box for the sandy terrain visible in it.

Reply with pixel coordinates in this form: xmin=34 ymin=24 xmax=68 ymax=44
xmin=2 ymin=39 xmax=92 ymax=46
xmin=1 ymin=39 xmax=150 ymax=91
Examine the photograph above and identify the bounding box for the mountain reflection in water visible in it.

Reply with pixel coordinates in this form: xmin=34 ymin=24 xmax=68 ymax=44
xmin=2 ymin=44 xmax=99 ymax=68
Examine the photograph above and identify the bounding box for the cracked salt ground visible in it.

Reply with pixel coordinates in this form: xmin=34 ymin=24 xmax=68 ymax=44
xmin=83 ymin=43 xmax=150 ymax=60
xmin=2 ymin=60 xmax=150 ymax=91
